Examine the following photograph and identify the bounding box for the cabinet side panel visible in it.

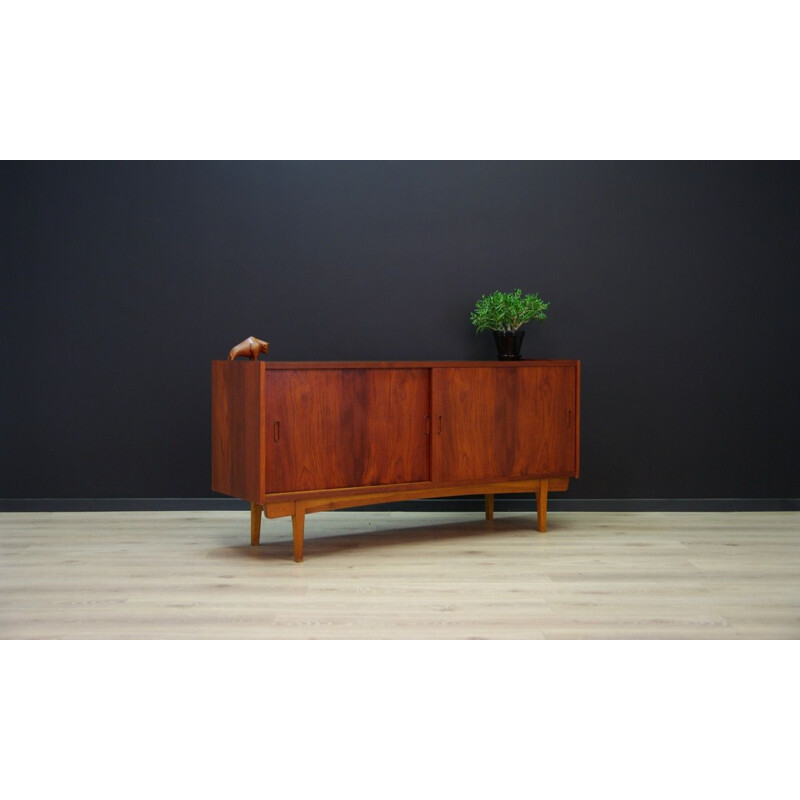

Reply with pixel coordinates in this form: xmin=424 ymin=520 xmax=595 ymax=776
xmin=211 ymin=361 xmax=264 ymax=503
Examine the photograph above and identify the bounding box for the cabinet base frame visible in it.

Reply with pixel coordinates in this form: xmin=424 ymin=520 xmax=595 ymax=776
xmin=250 ymin=478 xmax=568 ymax=562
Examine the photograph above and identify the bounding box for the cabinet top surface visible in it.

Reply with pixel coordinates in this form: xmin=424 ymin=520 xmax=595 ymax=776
xmin=213 ymin=359 xmax=579 ymax=369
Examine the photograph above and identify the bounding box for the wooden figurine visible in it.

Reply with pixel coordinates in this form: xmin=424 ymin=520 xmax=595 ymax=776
xmin=228 ymin=336 xmax=270 ymax=361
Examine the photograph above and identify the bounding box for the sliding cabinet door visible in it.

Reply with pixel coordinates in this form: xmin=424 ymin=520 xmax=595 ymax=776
xmin=432 ymin=365 xmax=577 ymax=483
xmin=265 ymin=368 xmax=430 ymax=493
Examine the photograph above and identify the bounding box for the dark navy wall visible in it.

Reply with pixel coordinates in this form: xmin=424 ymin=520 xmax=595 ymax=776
xmin=3 ymin=161 xmax=799 ymax=502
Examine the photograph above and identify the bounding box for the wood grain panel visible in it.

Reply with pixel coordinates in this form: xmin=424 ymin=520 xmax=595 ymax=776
xmin=262 ymin=360 xmax=578 ymax=370
xmin=358 ymin=368 xmax=430 ymax=486
xmin=264 ymin=368 xmax=430 ymax=493
xmin=432 ymin=365 xmax=577 ymax=483
xmin=211 ymin=361 xmax=265 ymax=504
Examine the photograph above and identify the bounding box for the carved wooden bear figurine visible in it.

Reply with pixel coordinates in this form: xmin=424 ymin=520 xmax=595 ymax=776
xmin=228 ymin=336 xmax=270 ymax=361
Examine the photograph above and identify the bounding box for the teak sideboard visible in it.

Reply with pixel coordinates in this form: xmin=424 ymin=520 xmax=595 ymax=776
xmin=211 ymin=360 xmax=580 ymax=561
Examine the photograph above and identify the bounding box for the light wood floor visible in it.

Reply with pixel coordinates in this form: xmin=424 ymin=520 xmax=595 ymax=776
xmin=1 ymin=510 xmax=798 ymax=639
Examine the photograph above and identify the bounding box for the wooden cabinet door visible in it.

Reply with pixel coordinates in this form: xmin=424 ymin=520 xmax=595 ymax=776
xmin=265 ymin=368 xmax=430 ymax=493
xmin=431 ymin=365 xmax=577 ymax=483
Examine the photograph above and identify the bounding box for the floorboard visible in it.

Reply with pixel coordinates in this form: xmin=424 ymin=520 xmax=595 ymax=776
xmin=1 ymin=510 xmax=798 ymax=639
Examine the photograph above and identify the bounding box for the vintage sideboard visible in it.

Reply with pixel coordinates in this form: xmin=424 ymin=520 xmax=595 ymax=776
xmin=211 ymin=360 xmax=580 ymax=561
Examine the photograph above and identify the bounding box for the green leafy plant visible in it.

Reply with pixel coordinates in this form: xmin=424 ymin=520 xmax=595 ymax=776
xmin=470 ymin=289 xmax=550 ymax=333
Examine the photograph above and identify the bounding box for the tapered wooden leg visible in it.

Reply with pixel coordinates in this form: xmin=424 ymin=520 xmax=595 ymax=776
xmin=250 ymin=503 xmax=263 ymax=545
xmin=292 ymin=506 xmax=306 ymax=562
xmin=485 ymin=494 xmax=495 ymax=521
xmin=536 ymin=479 xmax=548 ymax=532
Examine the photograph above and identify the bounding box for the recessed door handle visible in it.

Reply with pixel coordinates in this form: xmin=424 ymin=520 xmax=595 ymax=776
xmin=274 ymin=421 xmax=280 ymax=443
xmin=437 ymin=415 xmax=443 ymax=435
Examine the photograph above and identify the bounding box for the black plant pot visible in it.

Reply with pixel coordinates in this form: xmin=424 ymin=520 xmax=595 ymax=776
xmin=492 ymin=330 xmax=525 ymax=360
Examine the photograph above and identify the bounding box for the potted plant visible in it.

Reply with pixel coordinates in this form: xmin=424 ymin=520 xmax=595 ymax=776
xmin=470 ymin=288 xmax=550 ymax=360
